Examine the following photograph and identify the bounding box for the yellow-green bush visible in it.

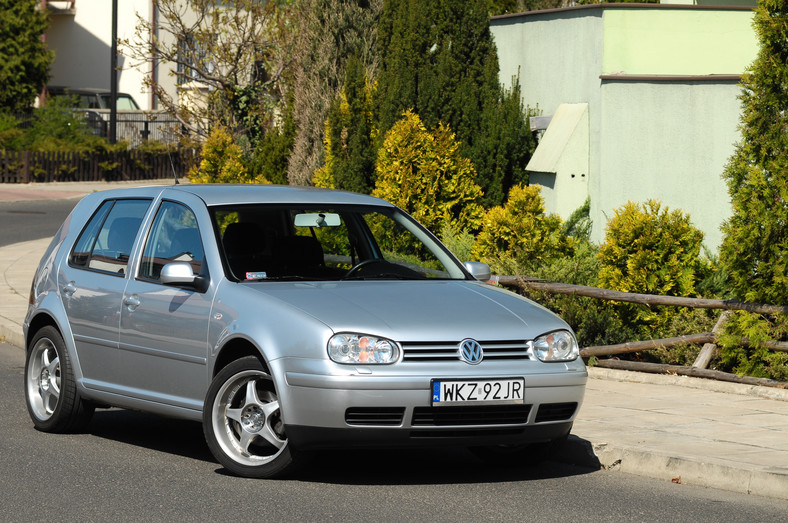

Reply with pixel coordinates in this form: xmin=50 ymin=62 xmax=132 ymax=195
xmin=471 ymin=184 xmax=575 ymax=274
xmin=598 ymin=200 xmax=703 ymax=296
xmin=597 ymin=199 xmax=706 ymax=334
xmin=189 ymin=126 xmax=269 ymax=184
xmin=372 ymin=110 xmax=484 ymax=237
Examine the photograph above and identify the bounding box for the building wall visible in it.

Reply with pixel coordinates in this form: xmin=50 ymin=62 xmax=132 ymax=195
xmin=491 ymin=10 xmax=605 ymax=242
xmin=490 ymin=5 xmax=757 ymax=251
xmin=602 ymin=8 xmax=757 ymax=75
xmin=47 ymin=0 xmax=154 ymax=110
xmin=598 ymin=79 xmax=742 ymax=250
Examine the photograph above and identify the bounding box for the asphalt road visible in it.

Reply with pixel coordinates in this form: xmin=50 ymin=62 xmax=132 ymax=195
xmin=2 ymin=342 xmax=788 ymax=521
xmin=0 ymin=198 xmax=78 ymax=247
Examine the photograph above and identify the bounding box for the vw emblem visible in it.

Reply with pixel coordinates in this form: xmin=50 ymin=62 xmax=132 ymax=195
xmin=459 ymin=339 xmax=483 ymax=365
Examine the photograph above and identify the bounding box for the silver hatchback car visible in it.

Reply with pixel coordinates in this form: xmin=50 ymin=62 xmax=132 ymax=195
xmin=24 ymin=184 xmax=586 ymax=477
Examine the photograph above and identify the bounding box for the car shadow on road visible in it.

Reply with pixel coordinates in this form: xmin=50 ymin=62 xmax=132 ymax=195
xmin=87 ymin=409 xmax=601 ymax=485
xmin=87 ymin=408 xmax=215 ymax=463
xmin=294 ymin=437 xmax=600 ymax=486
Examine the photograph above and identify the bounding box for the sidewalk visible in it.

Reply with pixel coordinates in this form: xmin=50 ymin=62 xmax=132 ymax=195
xmin=1 ymin=181 xmax=787 ymax=501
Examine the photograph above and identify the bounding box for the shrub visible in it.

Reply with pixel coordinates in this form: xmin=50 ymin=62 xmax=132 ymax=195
xmin=373 ymin=110 xmax=484 ymax=238
xmin=718 ymin=312 xmax=788 ymax=380
xmin=439 ymin=222 xmax=476 ymax=264
xmin=598 ymin=200 xmax=704 ymax=296
xmin=189 ymin=126 xmax=269 ymax=184
xmin=248 ymin=92 xmax=295 ymax=186
xmin=597 ymin=199 xmax=706 ymax=335
xmin=471 ymin=184 xmax=575 ymax=274
xmin=1 ymin=97 xmax=106 ymax=153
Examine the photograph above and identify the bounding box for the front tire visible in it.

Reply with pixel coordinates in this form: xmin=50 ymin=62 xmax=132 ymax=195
xmin=203 ymin=356 xmax=294 ymax=478
xmin=25 ymin=326 xmax=94 ymax=432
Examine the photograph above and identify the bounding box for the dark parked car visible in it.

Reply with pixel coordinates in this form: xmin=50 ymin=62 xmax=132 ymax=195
xmin=46 ymin=86 xmax=141 ymax=110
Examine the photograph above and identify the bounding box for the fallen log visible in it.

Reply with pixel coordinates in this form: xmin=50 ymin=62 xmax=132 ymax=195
xmin=593 ymin=359 xmax=788 ymax=389
xmin=494 ymin=275 xmax=788 ymax=316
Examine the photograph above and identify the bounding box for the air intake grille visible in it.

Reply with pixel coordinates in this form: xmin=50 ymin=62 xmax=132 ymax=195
xmin=535 ymin=402 xmax=577 ymax=423
xmin=411 ymin=405 xmax=532 ymax=426
xmin=345 ymin=407 xmax=405 ymax=426
xmin=401 ymin=340 xmax=531 ymax=362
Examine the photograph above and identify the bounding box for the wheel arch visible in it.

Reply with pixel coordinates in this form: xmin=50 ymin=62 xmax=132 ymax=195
xmin=212 ymin=336 xmax=269 ymax=378
xmin=26 ymin=312 xmax=61 ymax=351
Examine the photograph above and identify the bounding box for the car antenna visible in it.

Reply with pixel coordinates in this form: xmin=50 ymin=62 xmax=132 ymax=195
xmin=166 ymin=135 xmax=179 ymax=185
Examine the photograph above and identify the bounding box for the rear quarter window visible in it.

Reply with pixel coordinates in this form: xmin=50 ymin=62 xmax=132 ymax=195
xmin=69 ymin=199 xmax=151 ymax=275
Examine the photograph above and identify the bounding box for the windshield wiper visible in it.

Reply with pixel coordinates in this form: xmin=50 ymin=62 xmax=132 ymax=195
xmin=244 ymin=275 xmax=317 ymax=282
xmin=342 ymin=272 xmax=421 ymax=281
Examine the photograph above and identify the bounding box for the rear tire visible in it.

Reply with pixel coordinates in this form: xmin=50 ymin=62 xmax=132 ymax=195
xmin=203 ymin=356 xmax=295 ymax=478
xmin=25 ymin=326 xmax=94 ymax=433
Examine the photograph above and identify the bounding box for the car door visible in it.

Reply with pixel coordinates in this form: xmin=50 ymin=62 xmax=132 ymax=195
xmin=118 ymin=198 xmax=215 ymax=410
xmin=60 ymin=198 xmax=152 ymax=387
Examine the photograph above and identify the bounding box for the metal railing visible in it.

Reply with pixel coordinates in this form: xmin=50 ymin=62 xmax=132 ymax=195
xmin=0 ymin=149 xmax=198 ymax=184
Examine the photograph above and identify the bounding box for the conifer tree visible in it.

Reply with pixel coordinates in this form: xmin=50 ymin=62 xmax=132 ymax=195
xmin=288 ymin=0 xmax=382 ymax=185
xmin=315 ymin=56 xmax=377 ymax=193
xmin=718 ymin=0 xmax=788 ymax=379
xmin=720 ymin=0 xmax=788 ymax=305
xmin=0 ymin=0 xmax=53 ymax=112
xmin=376 ymin=0 xmax=532 ymax=206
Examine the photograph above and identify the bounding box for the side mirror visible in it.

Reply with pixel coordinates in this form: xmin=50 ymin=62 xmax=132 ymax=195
xmin=161 ymin=262 xmax=209 ymax=293
xmin=464 ymin=261 xmax=491 ymax=282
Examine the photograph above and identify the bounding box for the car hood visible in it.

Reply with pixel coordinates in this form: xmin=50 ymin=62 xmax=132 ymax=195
xmin=251 ymin=280 xmax=569 ymax=342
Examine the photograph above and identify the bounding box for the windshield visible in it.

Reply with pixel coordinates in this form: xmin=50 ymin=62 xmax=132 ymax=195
xmin=211 ymin=204 xmax=468 ymax=282
xmin=99 ymin=94 xmax=141 ymax=110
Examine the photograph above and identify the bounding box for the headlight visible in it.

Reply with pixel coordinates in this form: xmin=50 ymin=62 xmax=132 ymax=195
xmin=533 ymin=330 xmax=579 ymax=362
xmin=328 ymin=333 xmax=399 ymax=364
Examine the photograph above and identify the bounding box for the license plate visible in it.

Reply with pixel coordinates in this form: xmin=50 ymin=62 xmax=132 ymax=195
xmin=431 ymin=378 xmax=524 ymax=406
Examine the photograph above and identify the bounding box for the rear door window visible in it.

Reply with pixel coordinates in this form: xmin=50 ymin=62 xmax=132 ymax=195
xmin=69 ymin=199 xmax=151 ymax=275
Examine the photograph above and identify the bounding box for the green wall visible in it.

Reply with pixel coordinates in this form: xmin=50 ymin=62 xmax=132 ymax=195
xmin=602 ymin=9 xmax=756 ymax=75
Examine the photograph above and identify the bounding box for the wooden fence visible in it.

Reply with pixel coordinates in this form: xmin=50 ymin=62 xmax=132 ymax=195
xmin=0 ymin=149 xmax=199 ymax=184
xmin=494 ymin=275 xmax=788 ymax=389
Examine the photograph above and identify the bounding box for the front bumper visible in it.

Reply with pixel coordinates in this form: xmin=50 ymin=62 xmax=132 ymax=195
xmin=275 ymin=358 xmax=587 ymax=451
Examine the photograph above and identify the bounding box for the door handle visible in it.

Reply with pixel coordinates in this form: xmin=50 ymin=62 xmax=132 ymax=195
xmin=62 ymin=281 xmax=77 ymax=296
xmin=123 ymin=294 xmax=141 ymax=311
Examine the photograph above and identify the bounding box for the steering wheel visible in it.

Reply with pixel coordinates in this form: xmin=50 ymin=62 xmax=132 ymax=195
xmin=343 ymin=259 xmax=382 ymax=279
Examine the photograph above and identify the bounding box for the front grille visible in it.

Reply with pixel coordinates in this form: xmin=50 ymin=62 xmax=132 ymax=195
xmin=345 ymin=407 xmax=405 ymax=426
xmin=534 ymin=402 xmax=577 ymax=423
xmin=411 ymin=405 xmax=532 ymax=426
xmin=401 ymin=340 xmax=532 ymax=362
xmin=410 ymin=428 xmax=524 ymax=439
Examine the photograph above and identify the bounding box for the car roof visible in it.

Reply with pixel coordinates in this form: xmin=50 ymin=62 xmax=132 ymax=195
xmin=78 ymin=184 xmax=392 ymax=210
xmin=169 ymin=184 xmax=393 ymax=207
xmin=47 ymin=86 xmax=133 ymax=96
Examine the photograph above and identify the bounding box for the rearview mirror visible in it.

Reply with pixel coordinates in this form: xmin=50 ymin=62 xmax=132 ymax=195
xmin=161 ymin=262 xmax=209 ymax=292
xmin=294 ymin=212 xmax=341 ymax=227
xmin=464 ymin=261 xmax=491 ymax=282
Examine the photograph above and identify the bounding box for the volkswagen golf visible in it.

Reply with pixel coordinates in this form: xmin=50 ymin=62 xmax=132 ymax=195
xmin=24 ymin=184 xmax=587 ymax=478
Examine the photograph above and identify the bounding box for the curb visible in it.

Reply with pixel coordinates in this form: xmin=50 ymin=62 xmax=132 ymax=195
xmin=557 ymin=368 xmax=788 ymax=501
xmin=0 ymin=324 xmax=24 ymax=351
xmin=556 ymin=435 xmax=788 ymax=501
